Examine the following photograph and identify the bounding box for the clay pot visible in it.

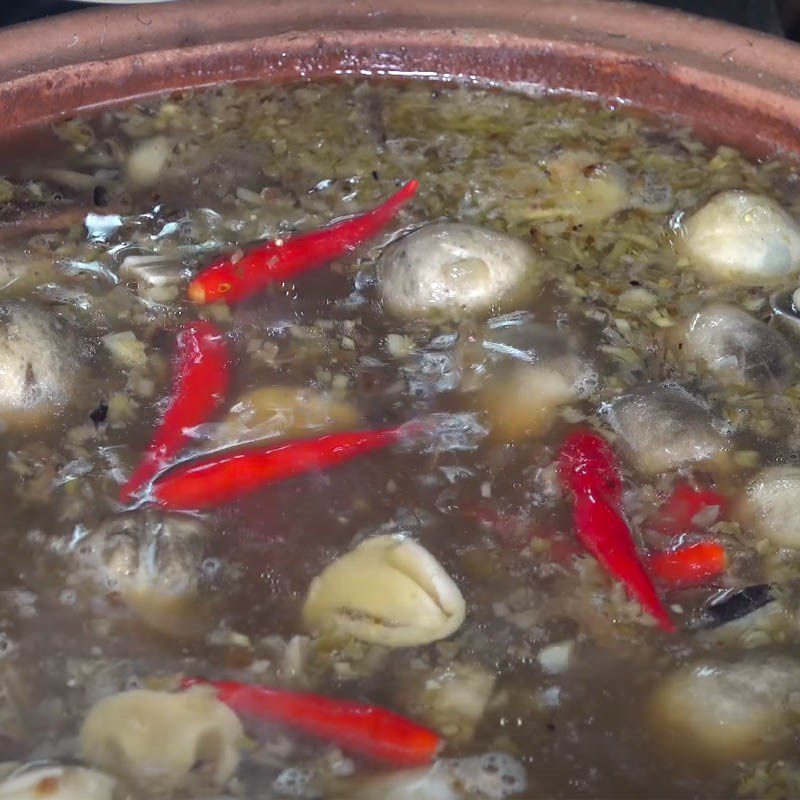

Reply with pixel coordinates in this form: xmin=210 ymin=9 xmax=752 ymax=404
xmin=0 ymin=0 xmax=798 ymax=157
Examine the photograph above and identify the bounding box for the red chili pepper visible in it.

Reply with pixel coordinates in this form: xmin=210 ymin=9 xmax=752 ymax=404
xmin=648 ymin=541 xmax=728 ymax=588
xmin=182 ymin=678 xmax=440 ymax=766
xmin=653 ymin=483 xmax=728 ymax=536
xmin=557 ymin=430 xmax=623 ymax=503
xmin=187 ymin=180 xmax=419 ymax=305
xmin=558 ymin=431 xmax=676 ymax=632
xmin=151 ymin=427 xmax=402 ymax=510
xmin=119 ymin=321 xmax=230 ymax=503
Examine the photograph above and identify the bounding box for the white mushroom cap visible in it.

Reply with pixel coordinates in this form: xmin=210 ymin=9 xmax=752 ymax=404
xmin=673 ymin=303 xmax=794 ymax=388
xmin=0 ymin=301 xmax=85 ymax=429
xmin=378 ymin=222 xmax=539 ymax=322
xmin=605 ymin=384 xmax=730 ymax=475
xmin=737 ymin=465 xmax=800 ymax=549
xmin=303 ymin=534 xmax=466 ymax=647
xmin=0 ymin=764 xmax=119 ymax=800
xmin=678 ymin=190 xmax=800 ymax=284
xmin=649 ymin=657 xmax=800 ymax=760
xmin=81 ymin=687 xmax=243 ymax=797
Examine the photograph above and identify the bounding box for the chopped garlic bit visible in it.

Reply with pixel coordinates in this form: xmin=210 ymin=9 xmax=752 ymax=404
xmin=537 ymin=640 xmax=574 ymax=675
xmin=102 ymin=331 xmax=148 ymax=368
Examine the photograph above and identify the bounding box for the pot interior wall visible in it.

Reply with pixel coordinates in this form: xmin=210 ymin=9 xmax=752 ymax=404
xmin=0 ymin=1 xmax=798 ymax=157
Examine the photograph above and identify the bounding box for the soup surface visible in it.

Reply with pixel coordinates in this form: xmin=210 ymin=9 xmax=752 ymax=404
xmin=0 ymin=80 xmax=800 ymax=799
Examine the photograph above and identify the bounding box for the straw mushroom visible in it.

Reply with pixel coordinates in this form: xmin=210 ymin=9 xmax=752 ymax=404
xmin=0 ymin=764 xmax=121 ymax=800
xmin=649 ymin=656 xmax=800 ymax=760
xmin=678 ymin=190 xmax=800 ymax=284
xmin=75 ymin=512 xmax=209 ymax=636
xmin=302 ymin=535 xmax=466 ymax=647
xmin=0 ymin=301 xmax=87 ymax=429
xmin=737 ymin=465 xmax=800 ymax=550
xmin=378 ymin=222 xmax=539 ymax=322
xmin=80 ymin=687 xmax=242 ymax=797
xmin=671 ymin=303 xmax=794 ymax=389
xmin=211 ymin=385 xmax=360 ymax=448
xmin=605 ymin=384 xmax=730 ymax=475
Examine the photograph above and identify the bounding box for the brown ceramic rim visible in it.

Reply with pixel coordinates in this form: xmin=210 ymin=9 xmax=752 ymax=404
xmin=0 ymin=0 xmax=799 ymax=156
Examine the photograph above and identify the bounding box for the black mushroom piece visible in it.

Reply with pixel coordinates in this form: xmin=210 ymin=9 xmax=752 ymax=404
xmin=698 ymin=584 xmax=775 ymax=629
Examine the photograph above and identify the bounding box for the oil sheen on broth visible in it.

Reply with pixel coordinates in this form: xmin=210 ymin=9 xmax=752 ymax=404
xmin=0 ymin=81 xmax=799 ymax=799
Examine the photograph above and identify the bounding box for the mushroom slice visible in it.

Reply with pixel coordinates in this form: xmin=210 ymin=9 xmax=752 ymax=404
xmin=737 ymin=465 xmax=800 ymax=550
xmin=302 ymin=535 xmax=466 ymax=647
xmin=671 ymin=303 xmax=794 ymax=389
xmin=211 ymin=385 xmax=360 ymax=449
xmin=80 ymin=687 xmax=243 ymax=797
xmin=649 ymin=656 xmax=800 ymax=761
xmin=605 ymin=383 xmax=730 ymax=475
xmin=378 ymin=222 xmax=539 ymax=322
xmin=0 ymin=764 xmax=121 ymax=800
xmin=677 ymin=190 xmax=800 ymax=284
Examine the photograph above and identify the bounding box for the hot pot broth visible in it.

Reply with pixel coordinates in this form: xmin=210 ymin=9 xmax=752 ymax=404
xmin=0 ymin=79 xmax=799 ymax=798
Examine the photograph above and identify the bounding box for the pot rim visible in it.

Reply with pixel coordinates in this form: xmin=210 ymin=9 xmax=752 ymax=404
xmin=1 ymin=0 xmax=800 ymax=156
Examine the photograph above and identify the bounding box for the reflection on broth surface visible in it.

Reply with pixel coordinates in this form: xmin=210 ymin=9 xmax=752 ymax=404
xmin=2 ymin=79 xmax=800 ymax=798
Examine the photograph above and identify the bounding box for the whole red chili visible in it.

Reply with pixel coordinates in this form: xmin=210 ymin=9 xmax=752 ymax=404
xmin=182 ymin=678 xmax=441 ymax=766
xmin=648 ymin=541 xmax=728 ymax=588
xmin=558 ymin=430 xmax=676 ymax=632
xmin=188 ymin=179 xmax=419 ymax=305
xmin=119 ymin=320 xmax=230 ymax=503
xmin=151 ymin=427 xmax=403 ymax=510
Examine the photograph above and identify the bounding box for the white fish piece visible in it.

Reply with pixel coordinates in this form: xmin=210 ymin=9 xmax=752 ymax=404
xmin=677 ymin=190 xmax=800 ymax=284
xmin=378 ymin=222 xmax=539 ymax=322
xmin=303 ymin=535 xmax=466 ymax=647
xmin=81 ymin=687 xmax=243 ymax=798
